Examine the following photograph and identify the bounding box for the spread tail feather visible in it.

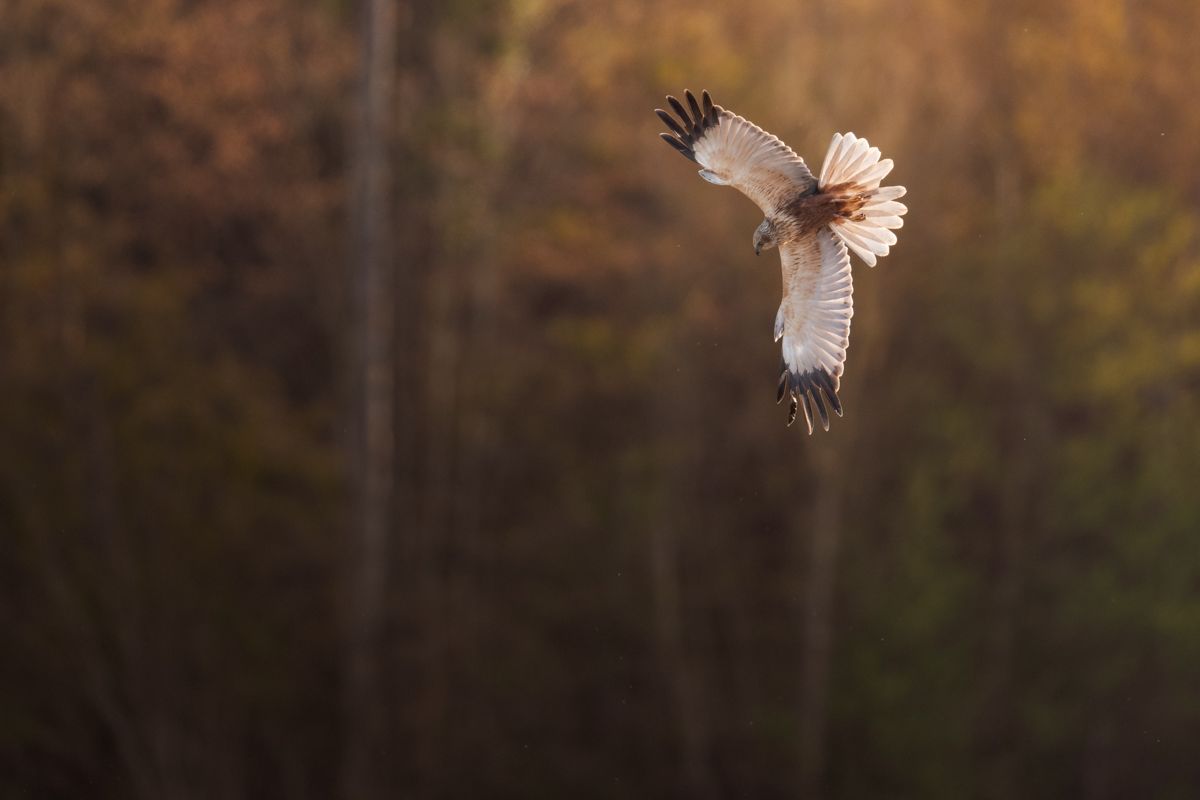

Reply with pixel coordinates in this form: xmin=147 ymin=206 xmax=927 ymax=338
xmin=819 ymin=132 xmax=907 ymax=267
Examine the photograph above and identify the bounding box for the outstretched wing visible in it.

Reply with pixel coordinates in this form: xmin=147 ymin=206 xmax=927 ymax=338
xmin=774 ymin=227 xmax=853 ymax=433
xmin=656 ymin=90 xmax=815 ymax=214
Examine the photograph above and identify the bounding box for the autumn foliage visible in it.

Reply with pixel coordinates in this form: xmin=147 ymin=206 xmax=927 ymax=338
xmin=3 ymin=1 xmax=1200 ymax=798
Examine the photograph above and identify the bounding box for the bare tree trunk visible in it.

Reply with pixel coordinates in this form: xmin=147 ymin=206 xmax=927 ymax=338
xmin=978 ymin=154 xmax=1036 ymax=800
xmin=648 ymin=334 xmax=717 ymax=799
xmin=342 ymin=0 xmax=397 ymax=796
xmin=797 ymin=453 xmax=839 ymax=799
xmin=650 ymin=514 xmax=717 ymax=800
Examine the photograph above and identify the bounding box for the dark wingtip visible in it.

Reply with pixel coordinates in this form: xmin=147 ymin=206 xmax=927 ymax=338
xmin=659 ymin=90 xmax=720 ymax=155
xmin=811 ymin=388 xmax=831 ymax=431
xmin=655 ymin=108 xmax=689 ymax=140
xmin=780 ymin=366 xmax=843 ymax=431
xmin=666 ymin=95 xmax=691 ymax=129
xmin=800 ymin=394 xmax=815 ymax=435
xmin=659 ymin=133 xmax=696 ymax=161
xmin=813 ymin=370 xmax=843 ymax=416
xmin=685 ymin=90 xmax=703 ymax=130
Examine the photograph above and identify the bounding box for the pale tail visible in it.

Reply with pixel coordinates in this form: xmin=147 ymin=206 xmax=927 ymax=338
xmin=818 ymin=132 xmax=907 ymax=267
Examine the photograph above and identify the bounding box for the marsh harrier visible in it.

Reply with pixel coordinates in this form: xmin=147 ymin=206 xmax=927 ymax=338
xmin=656 ymin=90 xmax=907 ymax=432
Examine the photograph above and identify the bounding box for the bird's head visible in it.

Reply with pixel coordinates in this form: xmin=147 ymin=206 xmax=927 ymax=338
xmin=753 ymin=219 xmax=778 ymax=256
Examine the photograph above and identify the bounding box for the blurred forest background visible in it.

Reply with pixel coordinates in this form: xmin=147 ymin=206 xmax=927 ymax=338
xmin=4 ymin=0 xmax=1200 ymax=797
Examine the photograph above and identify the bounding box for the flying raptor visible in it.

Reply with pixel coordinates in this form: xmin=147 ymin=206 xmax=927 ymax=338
xmin=656 ymin=90 xmax=907 ymax=432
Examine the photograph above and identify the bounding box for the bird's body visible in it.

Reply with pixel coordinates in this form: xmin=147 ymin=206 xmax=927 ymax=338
xmin=655 ymin=90 xmax=907 ymax=432
xmin=778 ymin=185 xmax=865 ymax=240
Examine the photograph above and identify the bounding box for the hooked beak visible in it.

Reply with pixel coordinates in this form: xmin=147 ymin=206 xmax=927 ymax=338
xmin=754 ymin=243 xmax=761 ymax=256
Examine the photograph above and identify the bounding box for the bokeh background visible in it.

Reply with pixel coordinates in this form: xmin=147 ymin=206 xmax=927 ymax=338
xmin=4 ymin=0 xmax=1200 ymax=797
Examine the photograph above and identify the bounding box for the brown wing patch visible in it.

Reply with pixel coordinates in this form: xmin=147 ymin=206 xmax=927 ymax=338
xmin=780 ymin=186 xmax=872 ymax=237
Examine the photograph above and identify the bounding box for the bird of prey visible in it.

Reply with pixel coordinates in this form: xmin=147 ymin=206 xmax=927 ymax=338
xmin=655 ymin=90 xmax=907 ymax=433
